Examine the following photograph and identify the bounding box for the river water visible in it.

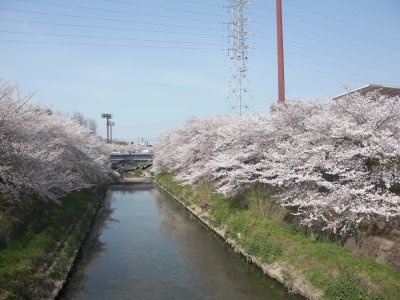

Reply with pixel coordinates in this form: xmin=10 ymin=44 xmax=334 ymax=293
xmin=59 ymin=183 xmax=302 ymax=300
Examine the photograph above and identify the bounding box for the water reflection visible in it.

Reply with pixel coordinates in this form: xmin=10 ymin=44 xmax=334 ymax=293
xmin=59 ymin=184 xmax=303 ymax=300
xmin=59 ymin=190 xmax=115 ymax=299
xmin=153 ymin=190 xmax=302 ymax=300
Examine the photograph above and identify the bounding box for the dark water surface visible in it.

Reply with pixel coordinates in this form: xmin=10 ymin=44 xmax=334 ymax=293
xmin=59 ymin=183 xmax=302 ymax=300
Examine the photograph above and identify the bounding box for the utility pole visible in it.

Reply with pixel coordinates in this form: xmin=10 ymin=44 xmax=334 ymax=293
xmin=276 ymin=0 xmax=286 ymax=104
xmin=228 ymin=0 xmax=252 ymax=115
xmin=101 ymin=113 xmax=112 ymax=143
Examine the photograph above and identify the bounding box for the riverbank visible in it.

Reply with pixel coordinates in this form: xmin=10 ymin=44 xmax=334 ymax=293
xmin=155 ymin=172 xmax=400 ymax=300
xmin=0 ymin=185 xmax=108 ymax=299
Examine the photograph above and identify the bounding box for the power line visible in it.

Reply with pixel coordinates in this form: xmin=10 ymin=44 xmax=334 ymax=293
xmin=253 ymin=38 xmax=400 ymax=77
xmin=8 ymin=1 xmax=396 ymax=69
xmin=284 ymin=27 xmax=400 ymax=63
xmin=0 ymin=30 xmax=224 ymax=46
xmin=249 ymin=1 xmax=400 ymax=53
xmin=269 ymin=9 xmax=399 ymax=52
xmin=306 ymin=0 xmax=398 ymax=32
xmin=0 ymin=39 xmax=223 ymax=50
xmin=252 ymin=54 xmax=378 ymax=91
xmin=1 ymin=24 xmax=395 ymax=82
xmin=102 ymin=0 xmax=225 ymax=17
xmin=7 ymin=28 xmax=392 ymax=83
xmin=250 ymin=43 xmax=398 ymax=84
xmin=0 ymin=8 xmax=222 ymax=32
xmin=251 ymin=48 xmax=398 ymax=84
xmin=247 ymin=13 xmax=274 ymax=26
xmin=172 ymin=0 xmax=225 ymax=8
xmin=285 ymin=0 xmax=399 ymax=42
xmin=2 ymin=0 xmax=399 ymax=101
xmin=252 ymin=22 xmax=400 ymax=66
xmin=13 ymin=0 xmax=223 ymax=24
xmin=250 ymin=1 xmax=274 ymax=10
xmin=0 ymin=18 xmax=222 ymax=37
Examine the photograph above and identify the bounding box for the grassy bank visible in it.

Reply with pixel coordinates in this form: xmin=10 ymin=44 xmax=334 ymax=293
xmin=156 ymin=172 xmax=400 ymax=300
xmin=0 ymin=185 xmax=107 ymax=299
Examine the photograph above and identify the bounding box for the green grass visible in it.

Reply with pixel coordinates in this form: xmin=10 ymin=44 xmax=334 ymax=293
xmin=131 ymin=168 xmax=144 ymax=177
xmin=0 ymin=187 xmax=105 ymax=299
xmin=156 ymin=172 xmax=400 ymax=300
xmin=0 ymin=195 xmax=45 ymax=231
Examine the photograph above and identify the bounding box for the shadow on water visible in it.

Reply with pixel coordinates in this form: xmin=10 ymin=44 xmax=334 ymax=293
xmin=58 ymin=189 xmax=115 ymax=299
xmin=59 ymin=183 xmax=303 ymax=300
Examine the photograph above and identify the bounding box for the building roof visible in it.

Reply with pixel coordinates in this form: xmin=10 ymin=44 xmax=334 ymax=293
xmin=332 ymin=84 xmax=400 ymax=100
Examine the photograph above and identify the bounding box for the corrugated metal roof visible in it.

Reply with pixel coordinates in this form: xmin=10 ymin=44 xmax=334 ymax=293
xmin=332 ymin=84 xmax=400 ymax=100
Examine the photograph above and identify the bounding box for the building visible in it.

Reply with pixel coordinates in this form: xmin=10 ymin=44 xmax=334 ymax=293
xmin=332 ymin=84 xmax=400 ymax=101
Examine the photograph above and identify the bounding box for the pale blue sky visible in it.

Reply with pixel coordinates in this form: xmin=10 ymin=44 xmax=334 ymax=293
xmin=0 ymin=0 xmax=399 ymax=142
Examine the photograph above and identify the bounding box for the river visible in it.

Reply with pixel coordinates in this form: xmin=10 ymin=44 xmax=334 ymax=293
xmin=59 ymin=183 xmax=302 ymax=300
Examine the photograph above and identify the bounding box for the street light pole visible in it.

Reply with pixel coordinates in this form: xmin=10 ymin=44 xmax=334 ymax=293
xmin=109 ymin=121 xmax=115 ymax=144
xmin=101 ymin=113 xmax=112 ymax=143
xmin=276 ymin=0 xmax=286 ymax=104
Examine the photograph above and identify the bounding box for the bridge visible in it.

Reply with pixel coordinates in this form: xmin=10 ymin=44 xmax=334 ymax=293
xmin=109 ymin=153 xmax=154 ymax=175
xmin=109 ymin=153 xmax=154 ymax=162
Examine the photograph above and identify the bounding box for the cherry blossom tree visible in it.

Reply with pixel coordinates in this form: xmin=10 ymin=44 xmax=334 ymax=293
xmin=0 ymin=81 xmax=110 ymax=203
xmin=154 ymin=91 xmax=400 ymax=235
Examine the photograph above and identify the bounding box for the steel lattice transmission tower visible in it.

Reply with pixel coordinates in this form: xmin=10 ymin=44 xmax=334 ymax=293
xmin=227 ymin=0 xmax=252 ymax=115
